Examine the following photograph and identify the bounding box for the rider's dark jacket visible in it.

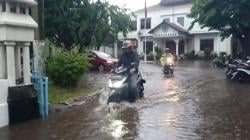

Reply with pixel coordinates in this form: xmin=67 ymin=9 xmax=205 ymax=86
xmin=118 ymin=50 xmax=139 ymax=71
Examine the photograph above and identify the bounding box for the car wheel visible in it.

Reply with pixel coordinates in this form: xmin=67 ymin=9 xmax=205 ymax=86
xmin=98 ymin=65 xmax=105 ymax=72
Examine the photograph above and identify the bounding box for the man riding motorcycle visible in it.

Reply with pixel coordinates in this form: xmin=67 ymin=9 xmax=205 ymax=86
xmin=160 ymin=48 xmax=175 ymax=67
xmin=118 ymin=40 xmax=140 ymax=102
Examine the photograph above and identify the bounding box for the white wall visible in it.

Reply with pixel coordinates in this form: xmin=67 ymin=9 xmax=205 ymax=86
xmin=33 ymin=40 xmax=47 ymax=74
xmin=0 ymin=79 xmax=9 ymax=127
xmin=194 ymin=33 xmax=231 ymax=55
xmin=132 ymin=4 xmax=214 ymax=35
xmin=187 ymin=37 xmax=194 ymax=52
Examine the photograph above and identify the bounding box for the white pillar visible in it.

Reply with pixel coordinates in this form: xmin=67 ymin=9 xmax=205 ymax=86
xmin=16 ymin=4 xmax=20 ymax=14
xmin=0 ymin=43 xmax=6 ymax=79
xmin=175 ymin=39 xmax=179 ymax=56
xmin=5 ymin=1 xmax=10 ymax=12
xmin=184 ymin=39 xmax=188 ymax=53
xmin=23 ymin=43 xmax=31 ymax=84
xmin=0 ymin=80 xmax=9 ymax=128
xmin=15 ymin=46 xmax=21 ymax=80
xmin=25 ymin=7 xmax=29 ymax=15
xmin=153 ymin=41 xmax=156 ymax=60
xmin=5 ymin=42 xmax=16 ymax=85
xmin=114 ymin=42 xmax=118 ymax=58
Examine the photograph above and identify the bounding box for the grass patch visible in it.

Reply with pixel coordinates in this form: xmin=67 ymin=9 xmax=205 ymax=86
xmin=48 ymin=82 xmax=97 ymax=104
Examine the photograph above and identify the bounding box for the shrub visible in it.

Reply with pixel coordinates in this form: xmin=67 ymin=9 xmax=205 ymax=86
xmin=147 ymin=51 xmax=154 ymax=61
xmin=184 ymin=50 xmax=197 ymax=60
xmin=204 ymin=48 xmax=213 ymax=59
xmin=46 ymin=48 xmax=90 ymax=87
xmin=219 ymin=52 xmax=227 ymax=59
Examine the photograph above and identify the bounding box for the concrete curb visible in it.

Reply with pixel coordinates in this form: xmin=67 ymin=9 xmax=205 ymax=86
xmin=49 ymin=88 xmax=104 ymax=113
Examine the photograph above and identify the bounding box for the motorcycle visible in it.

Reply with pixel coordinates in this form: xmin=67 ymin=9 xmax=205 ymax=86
xmin=230 ymin=61 xmax=250 ymax=82
xmin=163 ymin=57 xmax=174 ymax=75
xmin=225 ymin=58 xmax=245 ymax=79
xmin=107 ymin=63 xmax=146 ymax=104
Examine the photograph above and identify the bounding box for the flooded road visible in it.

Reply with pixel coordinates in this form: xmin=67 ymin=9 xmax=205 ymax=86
xmin=1 ymin=60 xmax=250 ymax=140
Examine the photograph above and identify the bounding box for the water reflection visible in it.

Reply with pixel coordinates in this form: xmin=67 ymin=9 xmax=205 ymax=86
xmin=101 ymin=108 xmax=139 ymax=140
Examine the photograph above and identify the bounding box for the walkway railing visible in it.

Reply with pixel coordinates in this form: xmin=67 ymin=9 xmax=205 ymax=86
xmin=31 ymin=74 xmax=48 ymax=118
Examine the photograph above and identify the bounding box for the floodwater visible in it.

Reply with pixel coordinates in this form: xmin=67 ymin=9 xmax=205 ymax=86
xmin=1 ymin=60 xmax=250 ymax=140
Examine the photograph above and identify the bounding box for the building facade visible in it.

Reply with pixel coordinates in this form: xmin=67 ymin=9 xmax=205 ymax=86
xmin=0 ymin=0 xmax=38 ymax=127
xmin=118 ymin=0 xmax=232 ymax=59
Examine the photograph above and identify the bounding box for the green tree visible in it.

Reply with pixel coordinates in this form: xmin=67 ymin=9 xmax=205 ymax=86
xmin=188 ymin=0 xmax=250 ymax=56
xmin=44 ymin=0 xmax=131 ymax=51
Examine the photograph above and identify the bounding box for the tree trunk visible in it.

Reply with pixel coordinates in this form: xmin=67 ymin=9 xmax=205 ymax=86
xmin=239 ymin=34 xmax=250 ymax=57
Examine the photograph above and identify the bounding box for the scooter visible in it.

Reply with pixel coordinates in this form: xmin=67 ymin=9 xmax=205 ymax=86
xmin=226 ymin=57 xmax=250 ymax=80
xmin=163 ymin=57 xmax=174 ymax=75
xmin=231 ymin=61 xmax=250 ymax=82
xmin=107 ymin=63 xmax=146 ymax=104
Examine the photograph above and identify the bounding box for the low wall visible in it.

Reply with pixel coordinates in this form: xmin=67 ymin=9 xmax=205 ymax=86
xmin=0 ymin=79 xmax=9 ymax=127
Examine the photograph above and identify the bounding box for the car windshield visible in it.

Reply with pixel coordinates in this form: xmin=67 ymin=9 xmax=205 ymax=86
xmin=94 ymin=51 xmax=111 ymax=58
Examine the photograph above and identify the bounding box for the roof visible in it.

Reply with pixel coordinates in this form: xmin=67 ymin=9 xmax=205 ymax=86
xmin=134 ymin=0 xmax=192 ymax=13
xmin=8 ymin=0 xmax=37 ymax=6
xmin=149 ymin=20 xmax=188 ymax=34
xmin=134 ymin=4 xmax=162 ymax=13
xmin=0 ymin=12 xmax=38 ymax=28
xmin=160 ymin=0 xmax=193 ymax=6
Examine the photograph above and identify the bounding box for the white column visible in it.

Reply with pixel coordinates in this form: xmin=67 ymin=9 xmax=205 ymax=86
xmin=25 ymin=7 xmax=29 ymax=15
xmin=5 ymin=1 xmax=10 ymax=12
xmin=114 ymin=42 xmax=118 ymax=58
xmin=15 ymin=46 xmax=21 ymax=80
xmin=23 ymin=43 xmax=31 ymax=84
xmin=153 ymin=41 xmax=156 ymax=60
xmin=184 ymin=39 xmax=188 ymax=53
xmin=16 ymin=4 xmax=20 ymax=14
xmin=5 ymin=42 xmax=16 ymax=85
xmin=0 ymin=43 xmax=6 ymax=79
xmin=175 ymin=39 xmax=179 ymax=56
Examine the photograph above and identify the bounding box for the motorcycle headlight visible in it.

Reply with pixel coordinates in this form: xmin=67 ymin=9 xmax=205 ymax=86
xmin=109 ymin=79 xmax=113 ymax=88
xmin=113 ymin=81 xmax=123 ymax=88
xmin=109 ymin=79 xmax=125 ymax=88
xmin=166 ymin=57 xmax=173 ymax=64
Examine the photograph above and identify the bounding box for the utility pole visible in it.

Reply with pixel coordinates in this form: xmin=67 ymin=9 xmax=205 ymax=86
xmin=144 ymin=0 xmax=147 ymax=62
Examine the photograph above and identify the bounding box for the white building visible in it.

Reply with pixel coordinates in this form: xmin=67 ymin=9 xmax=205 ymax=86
xmin=0 ymin=0 xmax=37 ymax=127
xmin=118 ymin=0 xmax=232 ymax=59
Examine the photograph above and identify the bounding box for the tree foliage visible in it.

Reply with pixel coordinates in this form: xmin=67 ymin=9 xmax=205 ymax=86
xmin=188 ymin=0 xmax=250 ymax=56
xmin=44 ymin=0 xmax=131 ymax=51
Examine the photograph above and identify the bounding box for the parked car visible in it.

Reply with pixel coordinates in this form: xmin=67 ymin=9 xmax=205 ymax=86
xmin=89 ymin=51 xmax=118 ymax=72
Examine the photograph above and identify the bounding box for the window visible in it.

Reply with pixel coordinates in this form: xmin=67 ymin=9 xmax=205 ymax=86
xmin=164 ymin=18 xmax=170 ymax=23
xmin=10 ymin=3 xmax=17 ymax=13
xmin=177 ymin=17 xmax=184 ymax=27
xmin=94 ymin=51 xmax=111 ymax=58
xmin=141 ymin=18 xmax=151 ymax=29
xmin=143 ymin=41 xmax=153 ymax=54
xmin=20 ymin=6 xmax=26 ymax=14
xmin=2 ymin=1 xmax=6 ymax=12
xmin=200 ymin=39 xmax=214 ymax=51
xmin=161 ymin=23 xmax=168 ymax=32
xmin=130 ymin=20 xmax=137 ymax=31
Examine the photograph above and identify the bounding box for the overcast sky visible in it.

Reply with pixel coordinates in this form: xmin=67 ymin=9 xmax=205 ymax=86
xmin=107 ymin=0 xmax=161 ymax=11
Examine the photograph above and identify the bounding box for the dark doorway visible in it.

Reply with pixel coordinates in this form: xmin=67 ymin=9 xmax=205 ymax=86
xmin=179 ymin=40 xmax=185 ymax=54
xmin=143 ymin=41 xmax=153 ymax=54
xmin=166 ymin=41 xmax=176 ymax=54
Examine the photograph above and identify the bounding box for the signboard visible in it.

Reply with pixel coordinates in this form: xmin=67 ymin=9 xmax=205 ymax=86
xmin=154 ymin=33 xmax=178 ymax=38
